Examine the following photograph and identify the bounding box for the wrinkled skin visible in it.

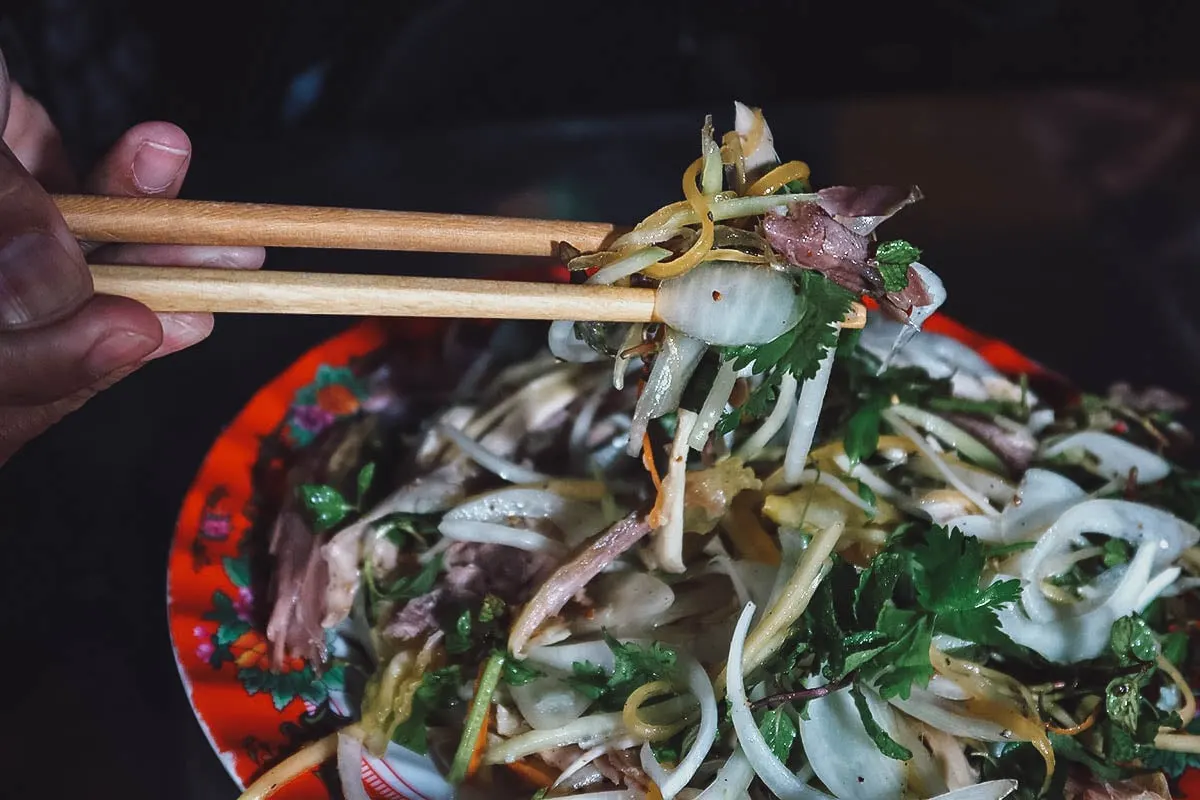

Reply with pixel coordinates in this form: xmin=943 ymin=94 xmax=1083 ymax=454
xmin=0 ymin=47 xmax=264 ymax=466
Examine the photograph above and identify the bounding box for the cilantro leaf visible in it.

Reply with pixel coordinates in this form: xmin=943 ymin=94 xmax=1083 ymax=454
xmin=757 ymin=707 xmax=798 ymax=764
xmin=297 ymin=484 xmax=353 ymax=533
xmin=502 ymin=657 xmax=543 ymax=687
xmin=873 ymin=240 xmax=921 ymax=293
xmin=851 ymin=685 xmax=913 ymax=760
xmin=719 ymin=271 xmax=854 ymax=431
xmin=566 ymin=660 xmax=611 ymax=701
xmin=566 ymin=634 xmax=679 ymax=711
xmin=911 ymin=527 xmax=1022 ymax=614
xmin=1103 ymin=538 xmax=1133 ymax=568
xmin=608 ymin=632 xmax=677 ymax=686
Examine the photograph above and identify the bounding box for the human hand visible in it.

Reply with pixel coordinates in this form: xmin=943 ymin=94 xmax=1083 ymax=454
xmin=0 ymin=52 xmax=265 ymax=466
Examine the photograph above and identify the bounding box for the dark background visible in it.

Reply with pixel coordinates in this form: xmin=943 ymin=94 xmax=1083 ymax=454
xmin=2 ymin=1 xmax=1200 ymax=798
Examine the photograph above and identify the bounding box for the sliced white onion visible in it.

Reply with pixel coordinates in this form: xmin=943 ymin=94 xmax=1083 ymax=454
xmin=735 ymin=100 xmax=780 ymax=173
xmin=337 ymin=733 xmax=371 ymax=800
xmin=444 ymin=487 xmax=605 ymax=543
xmin=638 ymin=652 xmax=719 ymax=799
xmin=928 ymin=780 xmax=1018 ymax=800
xmin=509 ymin=675 xmax=594 ymax=730
xmin=571 ymin=572 xmax=676 ymax=633
xmin=483 ymin=712 xmax=625 ymax=764
xmin=799 ymin=682 xmax=906 ymax=800
xmin=1042 ymin=430 xmax=1171 ymax=484
xmin=689 ymin=359 xmax=739 ymax=451
xmin=613 ymin=323 xmax=645 ymax=391
xmin=549 ymin=319 xmax=609 ymax=363
xmin=627 ymin=330 xmax=707 ymax=456
xmin=695 ymin=747 xmax=755 ymax=800
xmin=554 ymin=792 xmax=638 ymax=800
xmin=882 ymin=409 xmax=998 ymax=517
xmin=905 ymin=263 xmax=947 ymax=332
xmin=738 ymin=372 xmax=798 ymax=462
xmin=999 ymin=468 xmax=1087 ymax=548
xmin=1000 ymin=538 xmax=1159 ymax=662
xmin=552 ymin=737 xmax=641 ymax=789
xmin=655 ymin=409 xmax=699 ymax=573
xmin=783 ymin=333 xmax=838 ymax=485
xmin=588 ymin=246 xmax=673 ymax=286
xmin=727 ymin=602 xmax=835 ymax=800
xmin=796 ymin=469 xmax=877 ymax=516
xmin=525 ymin=640 xmax=617 ymax=674
xmin=657 ymin=262 xmax=801 ymax=346
xmin=436 ymin=422 xmax=548 ymax=484
xmin=887 ymin=686 xmax=1014 ymax=742
xmin=438 ymin=519 xmax=566 ymax=556
xmin=891 ymin=405 xmax=1006 ymax=475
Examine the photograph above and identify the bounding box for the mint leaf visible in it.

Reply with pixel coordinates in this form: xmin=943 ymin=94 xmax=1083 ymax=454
xmin=1105 ymin=675 xmax=1143 ymax=733
xmin=391 ymin=666 xmax=462 ymax=753
xmin=356 ymin=462 xmax=376 ymax=505
xmin=446 ymin=609 xmax=474 ymax=655
xmin=1161 ymin=631 xmax=1188 ymax=667
xmin=1109 ymin=615 xmax=1158 ymax=666
xmin=851 ymin=685 xmax=913 ymax=760
xmin=872 ymin=610 xmax=935 ymax=700
xmin=874 ymin=240 xmax=921 ymax=293
xmin=855 ymin=551 xmax=907 ymax=627
xmin=377 ymin=554 xmax=442 ymax=602
xmin=297 ymin=484 xmax=353 ymax=533
xmin=757 ymin=707 xmax=798 ymax=764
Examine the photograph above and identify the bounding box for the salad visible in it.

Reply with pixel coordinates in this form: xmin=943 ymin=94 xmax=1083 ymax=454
xmin=243 ymin=105 xmax=1200 ymax=800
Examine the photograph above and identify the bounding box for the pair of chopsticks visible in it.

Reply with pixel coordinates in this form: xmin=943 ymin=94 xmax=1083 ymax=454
xmin=58 ymin=194 xmax=866 ymax=328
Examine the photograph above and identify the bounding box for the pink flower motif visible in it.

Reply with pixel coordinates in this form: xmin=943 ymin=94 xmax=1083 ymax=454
xmin=292 ymin=404 xmax=335 ymax=434
xmin=234 ymin=586 xmax=254 ymax=622
xmin=193 ymin=625 xmax=209 ymax=639
xmin=200 ymin=513 xmax=232 ymax=541
xmin=196 ymin=640 xmax=215 ymax=661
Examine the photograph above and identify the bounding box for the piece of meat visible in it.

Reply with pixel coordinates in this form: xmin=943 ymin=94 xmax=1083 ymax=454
xmin=265 ymin=507 xmax=331 ymax=668
xmin=762 ymin=203 xmax=872 ymax=292
xmin=383 ymin=589 xmax=443 ymax=640
xmin=1065 ymin=769 xmax=1170 ymax=799
xmin=815 ymin=185 xmax=924 ymax=235
xmin=442 ymin=541 xmax=559 ymax=605
xmin=943 ymin=413 xmax=1039 ymax=474
xmin=600 ymin=747 xmax=651 ymax=791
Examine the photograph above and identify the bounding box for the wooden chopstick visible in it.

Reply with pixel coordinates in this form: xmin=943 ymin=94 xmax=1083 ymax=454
xmin=89 ymin=265 xmax=661 ymax=321
xmin=56 ymin=195 xmax=622 ymax=257
xmin=89 ymin=265 xmax=868 ymax=328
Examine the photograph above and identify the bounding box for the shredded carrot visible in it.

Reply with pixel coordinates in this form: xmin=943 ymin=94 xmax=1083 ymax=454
xmin=464 ymin=662 xmax=494 ymax=780
xmin=505 ymin=759 xmax=556 ymax=789
xmin=644 ymin=432 xmax=666 ymax=528
xmin=1046 ymin=709 xmax=1097 ymax=736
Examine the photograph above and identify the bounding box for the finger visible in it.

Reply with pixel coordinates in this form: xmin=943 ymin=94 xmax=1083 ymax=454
xmin=85 ymin=121 xmax=191 ymax=197
xmin=0 ymin=293 xmax=161 ymax=406
xmin=0 ymin=142 xmax=92 ymax=330
xmin=93 ymin=243 xmax=266 ymax=269
xmin=0 ymin=361 xmax=142 ymax=465
xmin=3 ymin=83 xmax=75 ymax=192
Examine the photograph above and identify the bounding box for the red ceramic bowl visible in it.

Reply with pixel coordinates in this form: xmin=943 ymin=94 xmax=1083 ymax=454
xmin=167 ymin=288 xmax=1200 ymax=798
